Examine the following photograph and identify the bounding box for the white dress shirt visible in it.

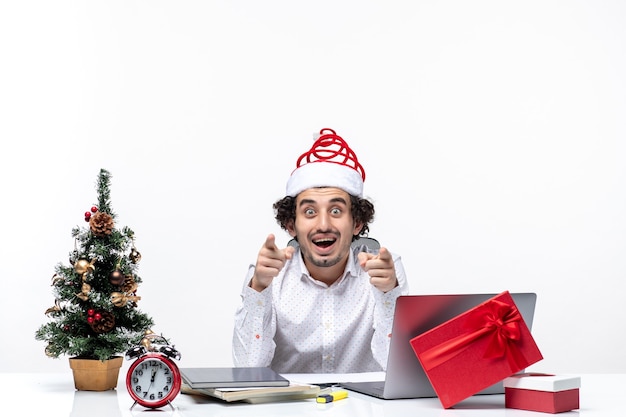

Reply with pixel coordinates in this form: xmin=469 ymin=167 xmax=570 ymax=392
xmin=232 ymin=244 xmax=409 ymax=373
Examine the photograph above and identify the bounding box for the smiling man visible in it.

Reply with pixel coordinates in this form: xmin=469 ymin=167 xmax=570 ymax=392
xmin=232 ymin=128 xmax=409 ymax=373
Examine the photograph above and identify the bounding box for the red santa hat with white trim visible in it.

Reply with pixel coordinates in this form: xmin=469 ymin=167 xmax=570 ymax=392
xmin=286 ymin=128 xmax=366 ymax=198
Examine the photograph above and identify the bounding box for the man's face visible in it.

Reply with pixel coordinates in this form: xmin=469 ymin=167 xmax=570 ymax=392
xmin=288 ymin=187 xmax=362 ymax=271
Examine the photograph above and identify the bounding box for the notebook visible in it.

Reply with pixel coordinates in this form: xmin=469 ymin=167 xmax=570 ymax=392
xmin=179 ymin=367 xmax=290 ymax=389
xmin=341 ymin=292 xmax=538 ymax=400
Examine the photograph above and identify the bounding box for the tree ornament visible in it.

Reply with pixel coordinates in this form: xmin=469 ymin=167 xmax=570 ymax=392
xmin=44 ymin=299 xmax=62 ymax=316
xmin=122 ymin=275 xmax=139 ymax=293
xmin=89 ymin=211 xmax=114 ymax=237
xmin=44 ymin=344 xmax=56 ymax=358
xmin=74 ymin=259 xmax=96 ymax=275
xmin=109 ymin=269 xmax=125 ymax=286
xmin=111 ymin=291 xmax=142 ymax=307
xmin=89 ymin=310 xmax=116 ymax=334
xmin=111 ymin=292 xmax=125 ymax=307
xmin=73 ymin=259 xmax=95 ymax=301
xmin=76 ymin=278 xmax=92 ymax=301
xmin=112 ymin=274 xmax=141 ymax=307
xmin=51 ymin=274 xmax=64 ymax=286
xmin=130 ymin=246 xmax=142 ymax=263
xmin=84 ymin=206 xmax=99 ymax=222
xmin=140 ymin=329 xmax=161 ymax=351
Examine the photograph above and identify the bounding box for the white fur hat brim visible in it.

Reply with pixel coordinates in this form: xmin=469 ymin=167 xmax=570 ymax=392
xmin=286 ymin=161 xmax=364 ymax=197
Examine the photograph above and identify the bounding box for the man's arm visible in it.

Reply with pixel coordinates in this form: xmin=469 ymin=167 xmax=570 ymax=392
xmin=233 ymin=234 xmax=295 ymax=365
xmin=369 ymin=253 xmax=409 ymax=370
xmin=232 ymin=266 xmax=277 ymax=367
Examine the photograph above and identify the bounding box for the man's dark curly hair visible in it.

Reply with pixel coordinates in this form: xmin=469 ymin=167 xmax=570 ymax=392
xmin=273 ymin=192 xmax=375 ymax=240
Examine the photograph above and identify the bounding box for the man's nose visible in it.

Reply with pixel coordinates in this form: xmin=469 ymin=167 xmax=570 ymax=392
xmin=317 ymin=212 xmax=331 ymax=229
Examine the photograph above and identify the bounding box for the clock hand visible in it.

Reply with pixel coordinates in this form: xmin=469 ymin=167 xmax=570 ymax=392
xmin=145 ymin=367 xmax=157 ymax=396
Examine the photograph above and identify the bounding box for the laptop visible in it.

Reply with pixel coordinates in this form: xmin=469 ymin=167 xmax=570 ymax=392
xmin=341 ymin=292 xmax=538 ymax=400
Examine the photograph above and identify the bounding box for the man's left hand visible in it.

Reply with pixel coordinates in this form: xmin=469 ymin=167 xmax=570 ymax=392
xmin=358 ymin=247 xmax=398 ymax=293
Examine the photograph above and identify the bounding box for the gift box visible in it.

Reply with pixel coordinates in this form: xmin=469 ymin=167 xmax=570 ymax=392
xmin=504 ymin=373 xmax=580 ymax=413
xmin=409 ymin=290 xmax=543 ymax=408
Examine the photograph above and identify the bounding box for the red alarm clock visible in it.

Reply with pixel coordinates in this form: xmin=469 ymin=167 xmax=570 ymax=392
xmin=125 ymin=334 xmax=182 ymax=410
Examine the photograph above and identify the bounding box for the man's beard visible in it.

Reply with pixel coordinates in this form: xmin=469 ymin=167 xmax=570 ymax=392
xmin=303 ymin=251 xmax=344 ymax=268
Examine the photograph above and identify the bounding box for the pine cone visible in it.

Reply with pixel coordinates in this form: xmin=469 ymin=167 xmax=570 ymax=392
xmin=122 ymin=275 xmax=138 ymax=293
xmin=90 ymin=310 xmax=115 ymax=334
xmin=89 ymin=212 xmax=114 ymax=237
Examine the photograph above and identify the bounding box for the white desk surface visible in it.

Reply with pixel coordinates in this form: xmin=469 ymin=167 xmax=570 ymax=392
xmin=3 ymin=372 xmax=619 ymax=416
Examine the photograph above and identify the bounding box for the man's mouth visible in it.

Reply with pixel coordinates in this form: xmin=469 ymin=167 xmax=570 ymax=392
xmin=313 ymin=237 xmax=336 ymax=248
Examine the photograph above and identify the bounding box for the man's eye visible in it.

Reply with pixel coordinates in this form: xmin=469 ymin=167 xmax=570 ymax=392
xmin=305 ymin=208 xmax=315 ymax=216
xmin=331 ymin=208 xmax=342 ymax=215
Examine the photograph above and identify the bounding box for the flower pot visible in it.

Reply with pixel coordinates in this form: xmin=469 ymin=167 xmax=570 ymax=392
xmin=69 ymin=356 xmax=123 ymax=391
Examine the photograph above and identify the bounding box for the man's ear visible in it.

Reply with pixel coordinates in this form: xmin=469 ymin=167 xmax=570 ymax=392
xmin=286 ymin=220 xmax=296 ymax=237
xmin=353 ymin=221 xmax=364 ymax=237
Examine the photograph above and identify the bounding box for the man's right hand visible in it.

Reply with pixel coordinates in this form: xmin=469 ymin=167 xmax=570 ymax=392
xmin=250 ymin=234 xmax=295 ymax=292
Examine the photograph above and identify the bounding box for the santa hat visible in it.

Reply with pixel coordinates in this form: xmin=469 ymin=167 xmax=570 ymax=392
xmin=286 ymin=128 xmax=366 ymax=197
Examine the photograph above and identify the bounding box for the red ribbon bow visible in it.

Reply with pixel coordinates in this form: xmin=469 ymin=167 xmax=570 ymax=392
xmin=419 ymin=299 xmax=527 ymax=372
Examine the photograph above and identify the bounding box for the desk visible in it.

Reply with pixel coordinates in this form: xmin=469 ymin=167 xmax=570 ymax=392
xmin=3 ymin=373 xmax=620 ymax=416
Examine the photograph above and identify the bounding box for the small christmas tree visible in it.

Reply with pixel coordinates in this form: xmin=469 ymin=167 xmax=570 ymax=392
xmin=36 ymin=169 xmax=154 ymax=361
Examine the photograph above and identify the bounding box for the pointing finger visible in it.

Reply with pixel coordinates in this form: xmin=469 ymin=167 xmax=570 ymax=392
xmin=263 ymin=234 xmax=278 ymax=251
xmin=377 ymin=247 xmax=392 ymax=261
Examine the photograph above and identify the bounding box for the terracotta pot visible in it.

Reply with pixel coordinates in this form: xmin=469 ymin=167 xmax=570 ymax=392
xmin=69 ymin=356 xmax=123 ymax=391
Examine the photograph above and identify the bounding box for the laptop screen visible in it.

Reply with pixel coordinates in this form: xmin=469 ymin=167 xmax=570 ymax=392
xmin=381 ymin=292 xmax=537 ymax=399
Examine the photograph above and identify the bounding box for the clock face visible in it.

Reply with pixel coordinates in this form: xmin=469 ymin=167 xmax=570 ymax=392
xmin=126 ymin=353 xmax=181 ymax=408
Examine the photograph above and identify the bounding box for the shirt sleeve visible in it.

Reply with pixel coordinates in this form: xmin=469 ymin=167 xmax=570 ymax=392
xmin=370 ymin=254 xmax=410 ymax=370
xmin=232 ymin=265 xmax=277 ymax=367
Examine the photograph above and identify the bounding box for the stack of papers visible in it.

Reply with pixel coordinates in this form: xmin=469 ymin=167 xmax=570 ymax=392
xmin=179 ymin=367 xmax=320 ymax=403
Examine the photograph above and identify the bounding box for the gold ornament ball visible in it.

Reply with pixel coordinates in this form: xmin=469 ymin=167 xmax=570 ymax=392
xmin=44 ymin=344 xmax=56 ymax=358
xmin=110 ymin=292 xmax=127 ymax=307
xmin=140 ymin=329 xmax=157 ymax=350
xmin=141 ymin=337 xmax=152 ymax=350
xmin=74 ymin=259 xmax=94 ymax=275
xmin=130 ymin=248 xmax=142 ymax=263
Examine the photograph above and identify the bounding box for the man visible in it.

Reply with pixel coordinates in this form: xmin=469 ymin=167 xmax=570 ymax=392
xmin=232 ymin=128 xmax=409 ymax=373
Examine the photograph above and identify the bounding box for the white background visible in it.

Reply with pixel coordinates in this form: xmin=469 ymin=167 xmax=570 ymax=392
xmin=1 ymin=1 xmax=624 ymax=374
